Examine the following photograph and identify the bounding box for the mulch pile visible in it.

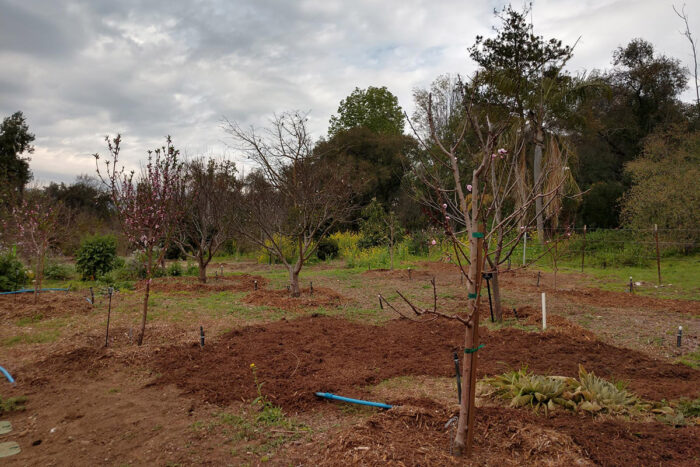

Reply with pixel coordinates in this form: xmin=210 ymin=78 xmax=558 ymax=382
xmin=150 ymin=315 xmax=700 ymax=411
xmin=242 ymin=287 xmax=346 ymax=312
xmin=0 ymin=291 xmax=92 ymax=321
xmin=294 ymin=404 xmax=700 ymax=466
xmin=138 ymin=274 xmax=267 ymax=294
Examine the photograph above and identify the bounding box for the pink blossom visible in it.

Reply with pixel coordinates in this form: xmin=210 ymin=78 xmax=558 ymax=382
xmin=442 ymin=203 xmax=447 ymax=209
xmin=467 ymin=184 xmax=472 ymax=192
xmin=431 ymin=239 xmax=437 ymax=245
xmin=445 ymin=216 xmax=450 ymax=220
xmin=497 ymin=148 xmax=507 ymax=155
xmin=491 ymin=153 xmax=497 ymax=159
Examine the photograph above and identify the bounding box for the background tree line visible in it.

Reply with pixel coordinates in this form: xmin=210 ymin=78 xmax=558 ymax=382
xmin=1 ymin=4 xmax=698 ymax=293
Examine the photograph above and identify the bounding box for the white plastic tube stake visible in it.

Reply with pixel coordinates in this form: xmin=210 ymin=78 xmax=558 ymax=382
xmin=541 ymin=292 xmax=547 ymax=330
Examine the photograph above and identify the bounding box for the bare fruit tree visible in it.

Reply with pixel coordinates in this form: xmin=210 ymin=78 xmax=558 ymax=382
xmin=673 ymin=3 xmax=700 ymax=110
xmin=174 ymin=157 xmax=239 ymax=283
xmin=95 ymin=135 xmax=184 ymax=345
xmin=5 ymin=192 xmax=65 ymax=302
xmin=224 ymin=111 xmax=355 ymax=296
xmin=382 ymin=89 xmax=567 ymax=457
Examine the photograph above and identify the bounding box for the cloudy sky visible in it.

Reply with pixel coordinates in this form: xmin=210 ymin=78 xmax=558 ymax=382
xmin=1 ymin=0 xmax=697 ymax=184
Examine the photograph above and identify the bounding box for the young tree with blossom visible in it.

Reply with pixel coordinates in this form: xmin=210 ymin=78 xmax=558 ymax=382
xmin=382 ymin=86 xmax=568 ymax=457
xmin=6 ymin=193 xmax=65 ymax=302
xmin=225 ymin=111 xmax=356 ymax=297
xmin=94 ymin=135 xmax=183 ymax=345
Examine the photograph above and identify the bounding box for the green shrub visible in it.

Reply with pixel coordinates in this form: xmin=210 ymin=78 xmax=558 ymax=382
xmin=0 ymin=248 xmax=27 ymax=292
xmin=115 ymin=253 xmax=165 ymax=280
xmin=75 ymin=235 xmax=118 ymax=280
xmin=184 ymin=262 xmax=199 ymax=276
xmin=256 ymin=234 xmax=298 ymax=264
xmin=167 ymin=262 xmax=183 ymax=276
xmin=44 ymin=261 xmax=73 ymax=280
xmin=407 ymin=230 xmax=430 ymax=256
xmin=316 ymin=237 xmax=339 ymax=260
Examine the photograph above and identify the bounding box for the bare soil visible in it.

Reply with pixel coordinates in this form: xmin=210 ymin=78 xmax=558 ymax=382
xmin=242 ymin=287 xmax=346 ymax=312
xmin=0 ymin=292 xmax=92 ymax=321
xmin=1 ymin=260 xmax=698 ymax=466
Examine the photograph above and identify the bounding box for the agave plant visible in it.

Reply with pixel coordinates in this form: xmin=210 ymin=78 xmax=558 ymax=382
xmin=486 ymin=369 xmax=575 ymax=413
xmin=572 ymin=365 xmax=640 ymax=413
xmin=486 ymin=366 xmax=649 ymax=415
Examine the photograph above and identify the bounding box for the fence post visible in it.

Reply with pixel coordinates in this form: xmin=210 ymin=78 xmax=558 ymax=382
xmin=654 ymin=224 xmax=662 ymax=285
xmin=522 ymin=231 xmax=527 ymax=266
xmin=581 ymin=225 xmax=586 ymax=273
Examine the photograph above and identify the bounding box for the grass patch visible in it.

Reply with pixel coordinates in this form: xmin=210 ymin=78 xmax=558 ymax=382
xmin=2 ymin=329 xmax=61 ymax=346
xmin=677 ymin=349 xmax=700 ymax=369
xmin=0 ymin=395 xmax=27 ymax=415
xmin=676 ymin=397 xmax=700 ymax=418
xmin=535 ymin=255 xmax=700 ymax=301
xmin=483 ymin=318 xmax=540 ymax=333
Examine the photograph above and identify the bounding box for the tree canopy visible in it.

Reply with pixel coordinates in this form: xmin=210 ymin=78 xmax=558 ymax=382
xmin=328 ymin=86 xmax=405 ymax=137
xmin=0 ymin=111 xmax=34 ymax=198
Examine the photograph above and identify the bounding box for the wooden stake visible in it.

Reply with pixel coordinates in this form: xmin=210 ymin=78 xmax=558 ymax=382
xmin=581 ymin=225 xmax=587 ymax=272
xmin=455 ymin=223 xmax=485 ymax=457
xmin=104 ymin=288 xmax=113 ymax=347
xmin=654 ymin=224 xmax=662 ymax=284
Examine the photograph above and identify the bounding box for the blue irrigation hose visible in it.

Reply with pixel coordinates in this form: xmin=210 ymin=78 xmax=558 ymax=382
xmin=0 ymin=288 xmax=70 ymax=295
xmin=315 ymin=392 xmax=392 ymax=409
xmin=0 ymin=366 xmax=15 ymax=384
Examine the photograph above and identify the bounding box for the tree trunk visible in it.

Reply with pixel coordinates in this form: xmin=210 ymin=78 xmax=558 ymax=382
xmin=137 ymin=278 xmax=150 ymax=346
xmin=534 ymin=126 xmax=545 ymax=245
xmin=289 ymin=268 xmax=301 ymax=297
xmin=389 ymin=242 xmax=395 ymax=270
xmin=198 ymin=257 xmax=207 ymax=284
xmin=34 ymin=257 xmax=41 ymax=304
xmin=137 ymin=254 xmax=153 ymax=346
xmin=490 ymin=269 xmax=503 ymax=322
xmin=453 ymin=223 xmax=484 ymax=457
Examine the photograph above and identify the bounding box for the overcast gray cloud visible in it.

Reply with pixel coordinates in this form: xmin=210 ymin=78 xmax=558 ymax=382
xmin=0 ymin=0 xmax=697 ymax=184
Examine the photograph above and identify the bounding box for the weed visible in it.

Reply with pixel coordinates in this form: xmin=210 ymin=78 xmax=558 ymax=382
xmin=678 ymin=349 xmax=700 ymax=369
xmin=676 ymin=397 xmax=700 ymax=417
xmin=0 ymin=395 xmax=27 ymax=415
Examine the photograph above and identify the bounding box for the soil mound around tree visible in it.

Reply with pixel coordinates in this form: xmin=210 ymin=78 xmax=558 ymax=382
xmin=137 ymin=274 xmax=267 ymax=294
xmin=293 ymin=404 xmax=699 ymax=466
xmin=242 ymin=287 xmax=346 ymax=312
xmin=0 ymin=291 xmax=92 ymax=321
xmin=150 ymin=315 xmax=700 ymax=412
